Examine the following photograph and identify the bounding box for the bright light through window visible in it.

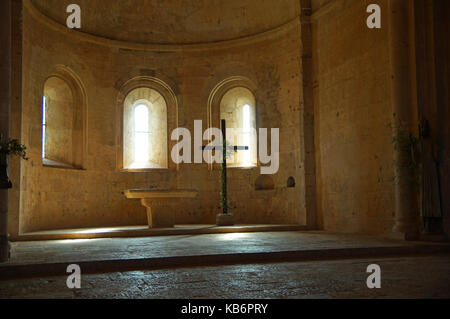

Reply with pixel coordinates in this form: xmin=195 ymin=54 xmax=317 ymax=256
xmin=134 ymin=104 xmax=149 ymax=164
xmin=243 ymin=104 xmax=251 ymax=166
xmin=42 ymin=96 xmax=47 ymax=159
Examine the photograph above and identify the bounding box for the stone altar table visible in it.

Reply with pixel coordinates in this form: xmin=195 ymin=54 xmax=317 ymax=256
xmin=124 ymin=189 xmax=198 ymax=228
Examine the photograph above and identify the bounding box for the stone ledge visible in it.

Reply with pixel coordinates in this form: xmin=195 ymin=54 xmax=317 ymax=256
xmin=11 ymin=224 xmax=309 ymax=242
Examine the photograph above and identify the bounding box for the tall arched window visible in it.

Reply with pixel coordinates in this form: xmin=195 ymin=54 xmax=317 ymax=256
xmin=42 ymin=67 xmax=86 ymax=169
xmin=220 ymin=87 xmax=258 ymax=167
xmin=123 ymin=88 xmax=168 ymax=170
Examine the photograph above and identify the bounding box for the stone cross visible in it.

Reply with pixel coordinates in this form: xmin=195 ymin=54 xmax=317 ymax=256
xmin=202 ymin=119 xmax=249 ymax=215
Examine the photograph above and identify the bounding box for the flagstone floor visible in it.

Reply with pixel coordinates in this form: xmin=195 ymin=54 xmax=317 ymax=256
xmin=1 ymin=231 xmax=450 ymax=298
xmin=5 ymin=231 xmax=446 ymax=265
xmin=1 ymin=255 xmax=449 ymax=298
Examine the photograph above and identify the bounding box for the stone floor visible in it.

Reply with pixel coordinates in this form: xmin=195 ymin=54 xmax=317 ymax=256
xmin=5 ymin=231 xmax=446 ymax=265
xmin=1 ymin=256 xmax=449 ymax=298
xmin=0 ymin=231 xmax=449 ymax=299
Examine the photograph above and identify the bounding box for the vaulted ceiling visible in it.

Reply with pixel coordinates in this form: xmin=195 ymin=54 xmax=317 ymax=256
xmin=30 ymin=0 xmax=300 ymax=44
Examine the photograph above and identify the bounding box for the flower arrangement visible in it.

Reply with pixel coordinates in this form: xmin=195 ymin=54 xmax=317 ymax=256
xmin=0 ymin=135 xmax=28 ymax=189
xmin=0 ymin=135 xmax=29 ymax=160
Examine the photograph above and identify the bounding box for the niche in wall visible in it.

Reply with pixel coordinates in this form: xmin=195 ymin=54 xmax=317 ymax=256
xmin=255 ymin=175 xmax=275 ymax=191
xmin=287 ymin=176 xmax=296 ymax=188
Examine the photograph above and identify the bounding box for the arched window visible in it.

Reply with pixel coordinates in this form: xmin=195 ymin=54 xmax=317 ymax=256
xmin=122 ymin=88 xmax=168 ymax=170
xmin=220 ymin=87 xmax=258 ymax=168
xmin=42 ymin=68 xmax=86 ymax=169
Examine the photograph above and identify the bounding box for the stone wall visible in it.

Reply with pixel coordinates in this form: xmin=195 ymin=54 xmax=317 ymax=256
xmin=17 ymin=2 xmax=306 ymax=233
xmin=311 ymin=0 xmax=396 ymax=234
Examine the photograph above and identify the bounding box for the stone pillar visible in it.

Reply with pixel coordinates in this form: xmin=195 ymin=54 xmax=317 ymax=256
xmin=433 ymin=0 xmax=450 ymax=238
xmin=0 ymin=0 xmax=12 ymax=262
xmin=299 ymin=0 xmax=318 ymax=230
xmin=8 ymin=0 xmax=23 ymax=240
xmin=388 ymin=0 xmax=420 ymax=239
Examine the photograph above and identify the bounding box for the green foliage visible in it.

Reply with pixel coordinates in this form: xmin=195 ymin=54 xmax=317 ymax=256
xmin=218 ymin=140 xmax=237 ymax=215
xmin=389 ymin=123 xmax=421 ymax=189
xmin=219 ymin=163 xmax=230 ymax=214
xmin=223 ymin=140 xmax=236 ymax=160
xmin=0 ymin=135 xmax=29 ymax=160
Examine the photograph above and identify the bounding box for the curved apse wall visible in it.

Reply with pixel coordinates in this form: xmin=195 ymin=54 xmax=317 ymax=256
xmin=18 ymin=1 xmax=306 ymax=233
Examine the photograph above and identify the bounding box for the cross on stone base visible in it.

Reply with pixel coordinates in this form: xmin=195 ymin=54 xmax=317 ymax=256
xmin=202 ymin=119 xmax=249 ymax=215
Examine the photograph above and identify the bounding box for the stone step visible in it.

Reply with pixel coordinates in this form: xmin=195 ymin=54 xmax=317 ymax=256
xmin=1 ymin=244 xmax=449 ymax=280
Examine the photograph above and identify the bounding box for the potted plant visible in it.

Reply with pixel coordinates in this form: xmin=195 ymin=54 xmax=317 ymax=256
xmin=0 ymin=135 xmax=28 ymax=189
